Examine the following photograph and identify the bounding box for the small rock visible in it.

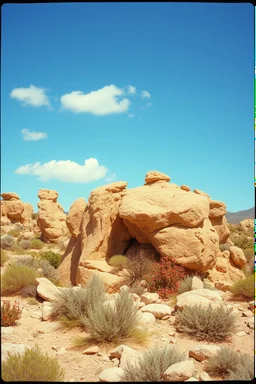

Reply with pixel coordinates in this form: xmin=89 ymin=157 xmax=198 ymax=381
xmin=168 ymin=330 xmax=176 ymax=337
xmin=140 ymin=292 xmax=159 ymax=305
xmin=169 ymin=337 xmax=177 ymax=344
xmin=41 ymin=301 xmax=53 ymax=321
xmin=138 ymin=312 xmax=156 ymax=328
xmin=52 ymin=345 xmax=58 ymax=350
xmin=82 ymin=345 xmax=100 ymax=355
xmin=138 ymin=302 xmax=145 ymax=309
xmin=119 ymin=285 xmax=129 ymax=292
xmin=185 ymin=378 xmax=199 ymax=382
xmin=102 ymin=355 xmax=110 ymax=362
xmin=36 ymin=277 xmax=61 ymax=302
xmin=130 ymin=293 xmax=141 ymax=302
xmin=236 ymin=331 xmax=246 ymax=337
xmin=30 ymin=310 xmax=42 ymax=320
xmin=191 ymin=276 xmax=204 ymax=290
xmin=1 ymin=327 xmax=14 ymax=335
xmin=189 ymin=345 xmax=221 ymax=361
xmin=247 ymin=318 xmax=254 ymax=329
xmin=162 ymin=359 xmax=195 ymax=381
xmin=56 ymin=347 xmax=66 ymax=355
xmin=161 ymin=315 xmax=170 ymax=320
xmin=112 ymin=358 xmax=119 ymax=365
xmin=242 ymin=310 xmax=254 ymax=318
xmin=141 ymin=304 xmax=172 ymax=319
xmin=99 ymin=367 xmax=125 ymax=382
xmin=97 ymin=352 xmax=103 ymax=356
xmin=199 ymin=371 xmax=211 ymax=381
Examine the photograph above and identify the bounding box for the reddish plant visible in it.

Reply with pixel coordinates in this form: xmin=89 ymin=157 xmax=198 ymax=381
xmin=145 ymin=257 xmax=185 ymax=298
xmin=1 ymin=300 xmax=23 ymax=326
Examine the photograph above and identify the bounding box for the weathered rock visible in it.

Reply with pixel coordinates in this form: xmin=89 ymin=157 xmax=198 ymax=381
xmin=176 ymin=289 xmax=223 ymax=310
xmin=209 ymin=200 xmax=226 ymax=218
xmin=229 ymin=246 xmax=247 ymax=268
xmin=1 ymin=327 xmax=14 ymax=335
xmin=66 ymin=198 xmax=86 ymax=237
xmin=145 ymin=170 xmax=171 ymax=184
xmin=1 ymin=192 xmax=20 ymax=200
xmin=180 ymin=185 xmax=190 ymax=191
xmin=189 ymin=345 xmax=221 ymax=361
xmin=36 ymin=277 xmax=61 ymax=301
xmin=194 ymin=189 xmax=210 ymax=199
xmin=41 ymin=301 xmax=53 ymax=321
xmin=191 ymin=276 xmax=204 ymax=290
xmin=37 ymin=190 xmax=67 ymax=243
xmin=138 ymin=312 xmax=156 ymax=328
xmin=140 ymin=292 xmax=159 ymax=304
xmin=56 ymin=347 xmax=66 ymax=355
xmin=82 ymin=345 xmax=100 ymax=355
xmin=238 ymin=219 xmax=254 ymax=231
xmin=76 ymin=268 xmax=121 ymax=290
xmin=141 ymin=304 xmax=172 ymax=319
xmin=2 ymin=343 xmax=30 ymax=362
xmin=162 ymin=359 xmax=195 ymax=381
xmin=99 ymin=367 xmax=125 ymax=382
xmin=209 ymin=216 xmax=230 ymax=244
xmin=199 ymin=372 xmax=212 ymax=381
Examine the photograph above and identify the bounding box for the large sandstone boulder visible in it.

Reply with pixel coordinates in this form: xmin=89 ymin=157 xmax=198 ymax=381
xmin=1 ymin=192 xmax=33 ymax=225
xmin=37 ymin=189 xmax=67 ymax=243
xmin=66 ymin=198 xmax=86 ymax=237
xmin=145 ymin=170 xmax=170 ymax=184
xmin=209 ymin=216 xmax=230 ymax=244
xmin=238 ymin=219 xmax=254 ymax=232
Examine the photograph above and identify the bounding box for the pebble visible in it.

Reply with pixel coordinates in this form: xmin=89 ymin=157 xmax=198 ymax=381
xmin=236 ymin=331 xmax=246 ymax=337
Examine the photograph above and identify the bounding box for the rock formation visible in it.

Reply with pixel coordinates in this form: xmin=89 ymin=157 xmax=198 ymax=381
xmin=238 ymin=219 xmax=254 ymax=232
xmin=37 ymin=189 xmax=67 ymax=243
xmin=1 ymin=192 xmax=33 ymax=226
xmin=59 ymin=170 xmax=245 ymax=290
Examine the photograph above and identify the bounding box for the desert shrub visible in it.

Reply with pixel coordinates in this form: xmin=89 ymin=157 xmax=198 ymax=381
xmin=1 ymin=235 xmax=15 ymax=250
xmin=230 ymin=274 xmax=254 ymax=299
xmin=32 ymin=213 xmax=38 ymax=220
xmin=176 ymin=304 xmax=236 ymax=341
xmin=1 ymin=264 xmax=38 ymax=295
xmin=12 ymin=244 xmax=27 ymax=255
xmin=232 ymin=235 xmax=254 ymax=250
xmin=20 ymin=285 xmax=37 ymax=298
xmin=7 ymin=229 xmax=21 ymax=238
xmin=51 ymin=274 xmax=106 ymax=328
xmin=18 ymin=239 xmax=31 ymax=250
xmin=128 ymin=281 xmax=146 ymax=296
xmin=243 ymin=247 xmax=254 ymax=262
xmin=81 ymin=289 xmax=139 ymax=342
xmin=30 ymin=238 xmax=44 ymax=250
xmin=123 ymin=345 xmax=186 ymax=382
xmin=28 ymin=250 xmax=39 ymax=257
xmin=14 ymin=255 xmax=59 ymax=281
xmin=219 ymin=243 xmax=231 ymax=252
xmin=108 ymin=255 xmax=127 ymax=270
xmin=121 ymin=254 xmax=155 ymax=287
xmin=228 ymin=224 xmax=237 ymax=233
xmin=206 ymin=346 xmax=254 ymax=380
xmin=177 ymin=275 xmax=193 ymax=294
xmin=2 ymin=344 xmax=65 ymax=381
xmin=39 ymin=250 xmax=62 ymax=268
xmin=1 ymin=300 xmax=23 ymax=326
xmin=145 ymin=257 xmax=185 ymax=298
xmin=1 ymin=249 xmax=9 ymax=266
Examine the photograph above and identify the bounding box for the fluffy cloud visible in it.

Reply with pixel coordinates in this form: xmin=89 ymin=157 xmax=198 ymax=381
xmin=105 ymin=173 xmax=116 ymax=182
xmin=127 ymin=85 xmax=136 ymax=95
xmin=15 ymin=158 xmax=108 ymax=183
xmin=21 ymin=129 xmax=47 ymax=141
xmin=60 ymin=85 xmax=131 ymax=115
xmin=141 ymin=90 xmax=151 ymax=99
xmin=10 ymin=85 xmax=50 ymax=107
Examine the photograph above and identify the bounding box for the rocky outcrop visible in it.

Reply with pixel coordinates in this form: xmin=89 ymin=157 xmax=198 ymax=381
xmin=59 ymin=170 xmax=245 ymax=290
xmin=1 ymin=192 xmax=33 ymax=225
xmin=238 ymin=219 xmax=254 ymax=231
xmin=37 ymin=189 xmax=67 ymax=243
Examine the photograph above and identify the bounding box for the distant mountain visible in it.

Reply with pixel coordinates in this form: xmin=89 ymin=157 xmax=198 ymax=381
xmin=226 ymin=207 xmax=254 ymax=224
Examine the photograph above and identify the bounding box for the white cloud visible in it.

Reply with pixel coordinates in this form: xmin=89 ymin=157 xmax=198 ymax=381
xmin=10 ymin=85 xmax=50 ymax=107
xmin=60 ymin=85 xmax=131 ymax=115
xmin=128 ymin=113 xmax=135 ymax=118
xmin=15 ymin=158 xmax=108 ymax=183
xmin=141 ymin=90 xmax=151 ymax=99
xmin=105 ymin=173 xmax=116 ymax=182
xmin=21 ymin=129 xmax=47 ymax=141
xmin=127 ymin=85 xmax=136 ymax=95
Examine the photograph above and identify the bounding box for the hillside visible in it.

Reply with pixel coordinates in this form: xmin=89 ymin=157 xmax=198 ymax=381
xmin=226 ymin=207 xmax=254 ymax=224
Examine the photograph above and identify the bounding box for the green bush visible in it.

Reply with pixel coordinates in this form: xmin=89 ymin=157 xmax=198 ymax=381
xmin=7 ymin=229 xmax=21 ymax=238
xmin=232 ymin=235 xmax=254 ymax=250
xmin=123 ymin=345 xmax=186 ymax=382
xmin=243 ymin=247 xmax=254 ymax=262
xmin=1 ymin=235 xmax=15 ymax=250
xmin=177 ymin=275 xmax=193 ymax=294
xmin=81 ymin=289 xmax=140 ymax=343
xmin=2 ymin=344 xmax=65 ymax=381
xmin=230 ymin=274 xmax=254 ymax=299
xmin=51 ymin=274 xmax=106 ymax=328
xmin=176 ymin=304 xmax=236 ymax=342
xmin=1 ymin=249 xmax=9 ymax=266
xmin=39 ymin=250 xmax=62 ymax=268
xmin=30 ymin=238 xmax=44 ymax=250
xmin=121 ymin=254 xmax=155 ymax=287
xmin=108 ymin=255 xmax=127 ymax=270
xmin=12 ymin=244 xmax=26 ymax=255
xmin=1 ymin=264 xmax=38 ymax=295
xmin=18 ymin=239 xmax=31 ymax=250
xmin=206 ymin=346 xmax=254 ymax=380
xmin=14 ymin=255 xmax=59 ymax=281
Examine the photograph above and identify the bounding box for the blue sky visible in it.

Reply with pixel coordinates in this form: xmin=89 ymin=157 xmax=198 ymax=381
xmin=1 ymin=2 xmax=254 ymax=213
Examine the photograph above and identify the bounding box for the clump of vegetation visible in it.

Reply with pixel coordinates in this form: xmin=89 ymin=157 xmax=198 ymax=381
xmin=206 ymin=346 xmax=254 ymax=380
xmin=20 ymin=285 xmax=38 ymax=298
xmin=145 ymin=257 xmax=185 ymax=298
xmin=128 ymin=281 xmax=146 ymax=296
xmin=1 ymin=264 xmax=38 ymax=295
xmin=14 ymin=256 xmax=59 ymax=282
xmin=177 ymin=275 xmax=194 ymax=294
xmin=7 ymin=229 xmax=21 ymax=238
xmin=230 ymin=274 xmax=254 ymax=299
xmin=123 ymin=345 xmax=186 ymax=382
xmin=39 ymin=250 xmax=62 ymax=269
xmin=30 ymin=238 xmax=44 ymax=250
xmin=18 ymin=239 xmax=31 ymax=250
xmin=81 ymin=289 xmax=141 ymax=343
xmin=2 ymin=344 xmax=65 ymax=382
xmin=12 ymin=244 xmax=26 ymax=255
xmin=108 ymin=255 xmax=127 ymax=270
xmin=121 ymin=254 xmax=155 ymax=288
xmin=1 ymin=235 xmax=15 ymax=250
xmin=51 ymin=274 xmax=106 ymax=329
xmin=1 ymin=249 xmax=9 ymax=266
xmin=176 ymin=304 xmax=236 ymax=341
xmin=232 ymin=234 xmax=254 ymax=250
xmin=1 ymin=300 xmax=23 ymax=326
xmin=32 ymin=213 xmax=38 ymax=220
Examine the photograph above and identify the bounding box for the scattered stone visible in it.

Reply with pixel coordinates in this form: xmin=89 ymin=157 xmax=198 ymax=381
xmin=140 ymin=292 xmax=159 ymax=304
xmin=141 ymin=304 xmax=172 ymax=319
xmin=56 ymin=347 xmax=66 ymax=356
xmin=41 ymin=301 xmax=53 ymax=321
xmin=99 ymin=367 xmax=125 ymax=382
xmin=1 ymin=327 xmax=14 ymax=335
xmin=161 ymin=315 xmax=170 ymax=320
xmin=191 ymin=276 xmax=204 ymax=290
xmin=112 ymin=358 xmax=119 ymax=365
xmin=199 ymin=371 xmax=211 ymax=381
xmin=52 ymin=346 xmax=58 ymax=350
xmin=138 ymin=301 xmax=146 ymax=309
xmin=162 ymin=359 xmax=195 ymax=381
xmin=189 ymin=345 xmax=221 ymax=361
xmin=138 ymin=312 xmax=156 ymax=328
xmin=82 ymin=345 xmax=100 ymax=355
xmin=36 ymin=277 xmax=61 ymax=302
xmin=236 ymin=331 xmax=246 ymax=337
xmin=168 ymin=330 xmax=176 ymax=337
xmin=176 ymin=289 xmax=223 ymax=310
xmin=102 ymin=355 xmax=110 ymax=362
xmin=130 ymin=293 xmax=141 ymax=302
